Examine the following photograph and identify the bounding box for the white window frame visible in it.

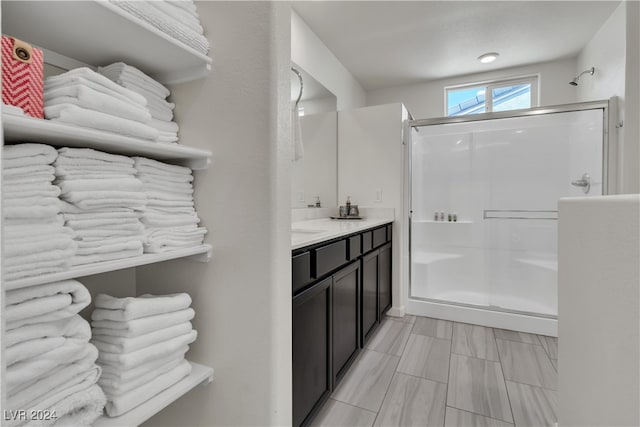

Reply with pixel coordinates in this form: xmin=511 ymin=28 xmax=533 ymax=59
xmin=444 ymin=74 xmax=539 ymax=116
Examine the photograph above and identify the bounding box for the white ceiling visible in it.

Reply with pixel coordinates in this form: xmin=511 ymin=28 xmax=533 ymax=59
xmin=292 ymin=1 xmax=621 ymax=90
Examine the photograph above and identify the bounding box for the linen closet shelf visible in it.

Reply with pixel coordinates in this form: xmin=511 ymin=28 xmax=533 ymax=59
xmin=1 ymin=0 xmax=215 ymax=423
xmin=3 ymin=114 xmax=212 ymax=170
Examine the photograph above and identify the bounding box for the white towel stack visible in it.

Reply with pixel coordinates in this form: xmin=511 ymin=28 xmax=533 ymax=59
xmin=90 ymin=293 xmax=197 ymax=417
xmin=2 ymin=144 xmax=77 ymax=286
xmin=98 ymin=62 xmax=179 ymax=144
xmin=54 ymin=148 xmax=147 ymax=266
xmin=5 ymin=280 xmax=106 ymax=427
xmin=109 ymin=1 xmax=209 ymax=55
xmin=133 ymin=157 xmax=207 ymax=253
xmin=44 ymin=67 xmax=159 ymax=141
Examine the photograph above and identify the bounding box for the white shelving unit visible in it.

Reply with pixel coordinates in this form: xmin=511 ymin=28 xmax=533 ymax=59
xmin=2 ymin=1 xmax=212 ymax=84
xmin=93 ymin=362 xmax=214 ymax=427
xmin=7 ymin=244 xmax=212 ymax=290
xmin=1 ymin=0 xmax=215 ymax=423
xmin=3 ymin=114 xmax=212 ymax=170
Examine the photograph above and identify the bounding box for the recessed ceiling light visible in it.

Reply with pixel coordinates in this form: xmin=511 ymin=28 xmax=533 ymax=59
xmin=478 ymin=52 xmax=499 ymax=64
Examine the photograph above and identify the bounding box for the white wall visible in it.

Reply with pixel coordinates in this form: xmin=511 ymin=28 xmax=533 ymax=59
xmin=366 ymin=58 xmax=578 ymax=119
xmin=558 ymin=195 xmax=640 ymax=426
xmin=139 ymin=2 xmax=292 ymax=426
xmin=576 ymin=1 xmax=639 ymax=194
xmin=291 ymin=10 xmax=366 ymax=111
xmin=338 ymin=103 xmax=408 ymax=315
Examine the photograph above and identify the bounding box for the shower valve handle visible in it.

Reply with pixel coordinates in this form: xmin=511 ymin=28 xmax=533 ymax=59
xmin=571 ymin=173 xmax=591 ymax=194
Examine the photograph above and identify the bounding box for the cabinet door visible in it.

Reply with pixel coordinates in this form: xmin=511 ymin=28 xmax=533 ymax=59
xmin=361 ymin=249 xmax=379 ymax=345
xmin=378 ymin=243 xmax=392 ymax=317
xmin=332 ymin=261 xmax=359 ymax=386
xmin=293 ymin=277 xmax=331 ymax=427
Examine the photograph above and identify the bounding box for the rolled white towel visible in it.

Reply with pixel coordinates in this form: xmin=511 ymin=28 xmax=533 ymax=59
xmin=97 ymin=330 xmax=197 ymax=370
xmin=25 ymin=383 xmax=105 ymax=427
xmin=44 ymin=84 xmax=151 ymax=123
xmin=92 ymin=321 xmax=192 ymax=354
xmin=6 ymin=338 xmax=89 ymax=393
xmin=99 ymin=356 xmax=184 ymax=396
xmin=45 ymin=67 xmax=147 ymax=105
xmin=4 ymin=143 xmax=58 ymax=163
xmin=103 ymin=360 xmax=191 ymax=417
xmin=134 ymin=156 xmax=192 ymax=176
xmin=45 ymin=104 xmax=159 ymax=141
xmin=93 ymin=292 xmax=192 ymax=321
xmin=71 ymin=242 xmax=143 ymax=266
xmin=7 ymin=344 xmax=99 ymax=414
xmin=91 ymin=307 xmax=195 ymax=337
xmin=5 ymin=280 xmax=90 ymax=329
xmin=44 ymin=76 xmax=147 ymax=108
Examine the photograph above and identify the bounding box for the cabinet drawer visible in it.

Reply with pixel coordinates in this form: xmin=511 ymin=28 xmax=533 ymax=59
xmin=373 ymin=226 xmax=387 ymax=248
xmin=292 ymin=252 xmax=312 ymax=294
xmin=314 ymin=240 xmax=347 ymax=278
xmin=362 ymin=231 xmax=373 ymax=253
xmin=347 ymin=235 xmax=362 ymax=260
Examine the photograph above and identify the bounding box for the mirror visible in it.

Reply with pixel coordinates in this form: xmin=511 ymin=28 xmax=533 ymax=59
xmin=291 ymin=64 xmax=338 ymax=208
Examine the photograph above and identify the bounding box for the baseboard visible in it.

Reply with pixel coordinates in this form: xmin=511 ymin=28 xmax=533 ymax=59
xmin=386 ymin=305 xmax=405 ymax=318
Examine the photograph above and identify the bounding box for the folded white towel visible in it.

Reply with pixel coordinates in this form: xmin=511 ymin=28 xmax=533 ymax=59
xmin=98 ymin=62 xmax=170 ymax=98
xmin=59 ymin=200 xmax=135 ymax=214
xmin=97 ymin=330 xmax=197 ymax=370
xmin=4 ymin=245 xmax=78 ymax=271
xmin=55 ymin=164 xmax=136 ymax=177
xmin=91 ymin=307 xmax=195 ymax=337
xmin=45 ymin=67 xmax=147 ymax=104
xmin=58 ymin=147 xmax=134 ymax=165
xmin=75 ymin=240 xmax=143 ymax=257
xmin=146 ymin=198 xmax=195 ymax=208
xmin=144 ymin=228 xmax=206 ymax=253
xmin=156 ymin=132 xmax=179 ymax=144
xmin=148 ymin=0 xmax=204 ymax=33
xmin=92 ymin=321 xmax=192 ymax=354
xmin=3 ymin=174 xmax=56 ymax=186
xmin=134 ymin=156 xmax=192 ymax=176
xmin=7 ymin=323 xmax=90 ymax=366
xmin=3 ymin=204 xmax=61 ymax=220
xmin=4 ymin=222 xmax=73 ymax=239
xmin=6 ymin=338 xmax=88 ymax=393
xmin=58 ymin=178 xmax=143 ymax=195
xmin=71 ymin=243 xmax=143 ymax=266
xmin=45 ymin=84 xmax=152 ymax=123
xmin=3 ymin=103 xmax=25 ymax=116
xmin=3 ymin=165 xmax=57 ymax=180
xmin=109 ymin=1 xmax=209 ymax=55
xmin=45 ymin=104 xmax=159 ymax=141
xmin=4 ymin=143 xmax=58 ymax=162
xmin=93 ymin=293 xmax=192 ymax=321
xmin=4 ymin=215 xmax=65 ymax=228
xmin=103 ymin=360 xmax=191 ymax=417
xmin=8 ymin=344 xmax=98 ymax=414
xmin=139 ymin=173 xmax=195 ymax=186
xmin=62 ymin=194 xmax=147 ymax=211
xmin=5 ymin=316 xmax=89 ymax=349
xmin=148 ymin=117 xmax=179 ymax=133
xmin=4 ymin=235 xmax=76 ymax=260
xmin=147 ymin=103 xmax=174 ymax=121
xmin=25 ymin=383 xmax=105 ymax=427
xmin=63 ymin=210 xmax=140 ymax=221
xmin=141 ymin=217 xmax=199 ymax=230
xmin=66 ymin=217 xmax=141 ymax=231
xmin=3 ymin=261 xmax=71 ymax=286
xmin=6 ymin=280 xmax=90 ymax=329
xmin=145 ymin=206 xmax=196 ymax=216
xmin=3 ymin=187 xmax=62 ymax=201
xmin=72 ymin=226 xmax=143 ymax=239
xmin=44 ymin=75 xmax=147 ymax=111
xmin=98 ymin=346 xmax=187 ymax=381
xmin=167 ymin=0 xmax=199 ymax=15
xmin=142 ymin=180 xmax=194 ymax=193
xmin=99 ymin=356 xmax=184 ymax=396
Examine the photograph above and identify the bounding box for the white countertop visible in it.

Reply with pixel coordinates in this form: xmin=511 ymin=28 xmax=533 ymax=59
xmin=291 ymin=218 xmax=393 ymax=250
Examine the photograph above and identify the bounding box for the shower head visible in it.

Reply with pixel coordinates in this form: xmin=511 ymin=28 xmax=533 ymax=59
xmin=569 ymin=67 xmax=595 ymax=86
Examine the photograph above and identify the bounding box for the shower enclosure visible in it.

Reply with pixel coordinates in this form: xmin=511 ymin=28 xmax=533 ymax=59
xmin=407 ymin=101 xmax=609 ymax=335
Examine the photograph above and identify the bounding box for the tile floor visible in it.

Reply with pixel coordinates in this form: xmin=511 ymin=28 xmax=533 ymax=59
xmin=310 ymin=315 xmax=558 ymax=427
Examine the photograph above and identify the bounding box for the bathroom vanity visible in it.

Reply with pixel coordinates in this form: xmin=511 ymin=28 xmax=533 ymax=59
xmin=291 ymin=219 xmax=393 ymax=427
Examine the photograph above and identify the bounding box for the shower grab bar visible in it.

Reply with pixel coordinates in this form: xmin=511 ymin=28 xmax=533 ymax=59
xmin=483 ymin=210 xmax=558 ymax=220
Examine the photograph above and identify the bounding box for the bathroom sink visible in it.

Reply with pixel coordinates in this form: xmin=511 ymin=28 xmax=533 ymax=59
xmin=291 ymin=228 xmax=326 ymax=235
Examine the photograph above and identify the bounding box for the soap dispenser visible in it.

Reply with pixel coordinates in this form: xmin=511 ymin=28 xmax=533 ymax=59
xmin=315 ymin=196 xmax=321 ymax=208
xmin=346 ymin=196 xmax=351 ymax=213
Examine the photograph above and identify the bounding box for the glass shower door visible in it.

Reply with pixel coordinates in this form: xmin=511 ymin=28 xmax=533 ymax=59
xmin=410 ymin=108 xmax=604 ymax=317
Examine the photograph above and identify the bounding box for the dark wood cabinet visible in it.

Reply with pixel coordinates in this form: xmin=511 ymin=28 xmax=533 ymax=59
xmin=378 ymin=242 xmax=392 ymax=317
xmin=292 ymin=277 xmax=331 ymax=427
xmin=361 ymin=249 xmax=379 ymax=345
xmin=292 ymin=222 xmax=392 ymax=427
xmin=332 ymin=261 xmax=359 ymax=387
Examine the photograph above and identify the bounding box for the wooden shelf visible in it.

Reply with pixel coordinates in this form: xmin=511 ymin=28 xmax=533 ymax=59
xmin=3 ymin=114 xmax=211 ymax=170
xmin=93 ymin=361 xmax=214 ymax=427
xmin=7 ymin=244 xmax=212 ymax=289
xmin=1 ymin=1 xmax=212 ymax=84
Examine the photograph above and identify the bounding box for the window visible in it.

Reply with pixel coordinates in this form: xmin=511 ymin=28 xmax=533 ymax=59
xmin=446 ymin=76 xmax=538 ymax=116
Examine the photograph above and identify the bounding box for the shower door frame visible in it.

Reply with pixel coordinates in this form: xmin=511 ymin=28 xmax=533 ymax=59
xmin=405 ymin=100 xmax=612 ymax=335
